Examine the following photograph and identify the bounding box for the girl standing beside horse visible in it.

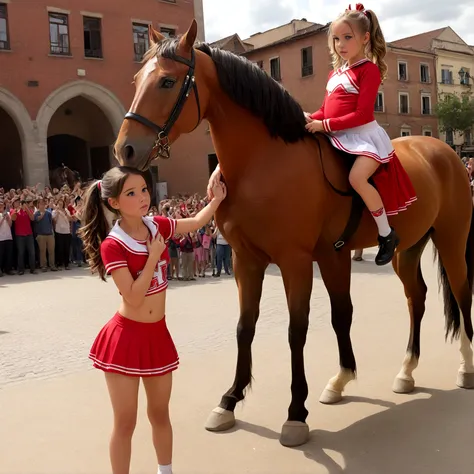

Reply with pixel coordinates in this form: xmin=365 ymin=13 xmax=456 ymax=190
xmin=79 ymin=166 xmax=226 ymax=474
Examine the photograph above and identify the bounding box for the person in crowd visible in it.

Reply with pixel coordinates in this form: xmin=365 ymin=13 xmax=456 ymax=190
xmin=10 ymin=198 xmax=36 ymax=275
xmin=34 ymin=198 xmax=57 ymax=272
xmin=0 ymin=200 xmax=13 ymax=276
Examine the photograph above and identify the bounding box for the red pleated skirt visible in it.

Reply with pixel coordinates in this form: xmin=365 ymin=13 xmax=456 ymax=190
xmin=89 ymin=313 xmax=179 ymax=377
xmin=328 ymin=121 xmax=417 ymax=216
xmin=372 ymin=154 xmax=417 ymax=216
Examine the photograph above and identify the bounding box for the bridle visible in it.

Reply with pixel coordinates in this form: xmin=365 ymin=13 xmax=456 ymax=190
xmin=124 ymin=48 xmax=201 ymax=160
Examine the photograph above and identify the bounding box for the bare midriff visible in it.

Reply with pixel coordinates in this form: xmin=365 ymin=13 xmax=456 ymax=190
xmin=118 ymin=290 xmax=167 ymax=323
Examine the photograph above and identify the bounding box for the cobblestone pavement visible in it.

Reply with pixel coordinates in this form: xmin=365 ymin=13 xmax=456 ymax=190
xmin=1 ymin=247 xmax=473 ymax=474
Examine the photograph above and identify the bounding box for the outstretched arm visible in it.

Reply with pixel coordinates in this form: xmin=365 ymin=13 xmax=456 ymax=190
xmin=176 ymin=183 xmax=227 ymax=234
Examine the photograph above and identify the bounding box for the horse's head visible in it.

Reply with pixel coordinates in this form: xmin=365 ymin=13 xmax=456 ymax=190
xmin=115 ymin=20 xmax=209 ymax=170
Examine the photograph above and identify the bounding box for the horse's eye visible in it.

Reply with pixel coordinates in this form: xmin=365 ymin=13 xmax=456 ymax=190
xmin=160 ymin=78 xmax=176 ymax=89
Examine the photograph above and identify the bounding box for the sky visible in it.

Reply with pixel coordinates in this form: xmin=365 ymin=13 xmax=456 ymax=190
xmin=202 ymin=0 xmax=474 ymax=46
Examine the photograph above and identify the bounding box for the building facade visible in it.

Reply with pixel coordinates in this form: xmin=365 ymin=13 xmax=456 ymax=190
xmin=243 ymin=18 xmax=316 ymax=49
xmin=391 ymin=27 xmax=474 ymax=154
xmin=242 ymin=26 xmax=438 ymax=140
xmin=0 ymin=0 xmax=205 ymax=191
xmin=378 ymin=44 xmax=438 ymax=139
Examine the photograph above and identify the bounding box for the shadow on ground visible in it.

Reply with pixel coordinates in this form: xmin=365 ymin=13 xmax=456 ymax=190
xmin=217 ymin=387 xmax=474 ymax=474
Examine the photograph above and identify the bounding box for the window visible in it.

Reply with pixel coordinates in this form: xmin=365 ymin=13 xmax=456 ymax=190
xmin=446 ymin=129 xmax=454 ymax=145
xmin=301 ymin=46 xmax=313 ymax=77
xmin=0 ymin=3 xmax=9 ymax=50
xmin=421 ymin=95 xmax=431 ymax=115
xmin=399 ymin=93 xmax=409 ymax=114
xmin=441 ymin=68 xmax=453 ymax=84
xmin=423 ymin=129 xmax=432 ymax=137
xmin=270 ymin=57 xmax=281 ymax=81
xmin=465 ymin=129 xmax=472 ymax=146
xmin=375 ymin=92 xmax=384 ymax=112
xmin=49 ymin=13 xmax=70 ymax=55
xmin=460 ymin=68 xmax=470 ymax=86
xmin=401 ymin=129 xmax=411 ymax=137
xmin=83 ymin=17 xmax=102 ymax=58
xmin=160 ymin=27 xmax=176 ymax=38
xmin=133 ymin=23 xmax=149 ymax=61
xmin=398 ymin=61 xmax=408 ymax=81
xmin=420 ymin=64 xmax=430 ymax=83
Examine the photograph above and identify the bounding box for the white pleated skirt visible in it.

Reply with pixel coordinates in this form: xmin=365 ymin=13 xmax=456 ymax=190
xmin=327 ymin=121 xmax=395 ymax=163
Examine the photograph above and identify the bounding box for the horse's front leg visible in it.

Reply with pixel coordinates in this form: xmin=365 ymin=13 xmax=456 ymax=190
xmin=279 ymin=254 xmax=314 ymax=447
xmin=205 ymin=251 xmax=267 ymax=432
xmin=318 ymin=249 xmax=357 ymax=404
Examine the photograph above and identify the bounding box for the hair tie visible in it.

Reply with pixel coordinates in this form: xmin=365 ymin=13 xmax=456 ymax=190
xmin=97 ymin=180 xmax=102 ymax=192
xmin=347 ymin=3 xmax=368 ymax=16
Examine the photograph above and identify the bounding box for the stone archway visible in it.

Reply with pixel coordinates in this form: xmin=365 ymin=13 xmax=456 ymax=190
xmin=35 ymin=81 xmax=126 ymax=185
xmin=0 ymin=88 xmax=35 ymax=188
xmin=46 ymin=96 xmax=116 ymax=182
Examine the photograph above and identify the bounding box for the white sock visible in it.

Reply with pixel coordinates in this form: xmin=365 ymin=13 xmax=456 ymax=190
xmin=158 ymin=464 xmax=173 ymax=474
xmin=370 ymin=207 xmax=391 ymax=237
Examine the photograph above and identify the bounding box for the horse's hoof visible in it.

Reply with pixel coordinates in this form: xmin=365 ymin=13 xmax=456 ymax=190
xmin=319 ymin=388 xmax=343 ymax=404
xmin=280 ymin=421 xmax=310 ymax=447
xmin=456 ymin=371 xmax=474 ymax=389
xmin=392 ymin=376 xmax=415 ymax=394
xmin=204 ymin=407 xmax=236 ymax=432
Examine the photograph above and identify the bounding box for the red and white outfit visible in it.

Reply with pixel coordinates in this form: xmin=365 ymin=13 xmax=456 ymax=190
xmin=89 ymin=216 xmax=179 ymax=377
xmin=310 ymin=58 xmax=417 ymax=215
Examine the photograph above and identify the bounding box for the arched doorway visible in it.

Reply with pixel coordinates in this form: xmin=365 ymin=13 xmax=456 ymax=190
xmin=47 ymin=96 xmax=115 ymax=181
xmin=0 ymin=106 xmax=23 ymax=189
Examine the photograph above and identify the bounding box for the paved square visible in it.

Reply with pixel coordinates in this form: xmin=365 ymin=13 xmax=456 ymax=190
xmin=1 ymin=247 xmax=472 ymax=473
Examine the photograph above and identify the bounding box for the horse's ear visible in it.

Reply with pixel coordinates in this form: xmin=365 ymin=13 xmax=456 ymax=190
xmin=179 ymin=19 xmax=198 ymax=52
xmin=149 ymin=25 xmax=165 ymax=45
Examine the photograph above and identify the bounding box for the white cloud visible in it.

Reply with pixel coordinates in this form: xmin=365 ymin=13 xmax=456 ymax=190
xmin=202 ymin=0 xmax=474 ymax=46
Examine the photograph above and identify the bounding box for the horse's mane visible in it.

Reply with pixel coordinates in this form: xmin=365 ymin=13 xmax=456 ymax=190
xmin=148 ymin=39 xmax=308 ymax=144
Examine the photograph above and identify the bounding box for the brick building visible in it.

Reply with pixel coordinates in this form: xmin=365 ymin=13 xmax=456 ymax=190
xmin=0 ymin=0 xmax=205 ymax=191
xmin=242 ymin=25 xmax=438 ymax=140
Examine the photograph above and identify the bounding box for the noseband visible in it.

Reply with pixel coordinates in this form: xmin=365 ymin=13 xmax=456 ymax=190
xmin=124 ymin=48 xmax=201 ymax=160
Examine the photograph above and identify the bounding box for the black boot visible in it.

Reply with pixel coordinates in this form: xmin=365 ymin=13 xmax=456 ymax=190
xmin=375 ymin=228 xmax=400 ymax=266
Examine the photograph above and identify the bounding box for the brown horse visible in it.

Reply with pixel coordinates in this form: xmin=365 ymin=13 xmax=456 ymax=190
xmin=114 ymin=21 xmax=474 ymax=447
xmin=49 ymin=165 xmax=80 ymax=190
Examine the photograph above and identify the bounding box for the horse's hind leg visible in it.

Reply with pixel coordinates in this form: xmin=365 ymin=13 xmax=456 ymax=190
xmin=431 ymin=225 xmax=474 ymax=389
xmin=392 ymin=232 xmax=431 ymax=393
xmin=204 ymin=252 xmax=267 ymax=432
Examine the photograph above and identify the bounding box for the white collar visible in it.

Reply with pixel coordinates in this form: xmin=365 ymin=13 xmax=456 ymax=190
xmin=107 ymin=216 xmax=157 ymax=254
xmin=341 ymin=57 xmax=369 ymax=71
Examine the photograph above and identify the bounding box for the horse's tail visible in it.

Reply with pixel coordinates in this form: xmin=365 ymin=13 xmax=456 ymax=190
xmin=434 ymin=206 xmax=474 ymax=342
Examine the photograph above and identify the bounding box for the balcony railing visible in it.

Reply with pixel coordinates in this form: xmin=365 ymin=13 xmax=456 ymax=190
xmin=374 ymin=105 xmax=384 ymax=112
xmin=301 ymin=64 xmax=313 ymax=77
xmin=398 ymin=106 xmax=411 ymax=114
xmin=85 ymin=48 xmax=102 ymax=59
xmin=422 ymin=108 xmax=432 ymax=115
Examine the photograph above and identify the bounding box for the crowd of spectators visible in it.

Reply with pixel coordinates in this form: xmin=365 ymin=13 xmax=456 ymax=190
xmin=0 ymin=184 xmax=232 ymax=280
